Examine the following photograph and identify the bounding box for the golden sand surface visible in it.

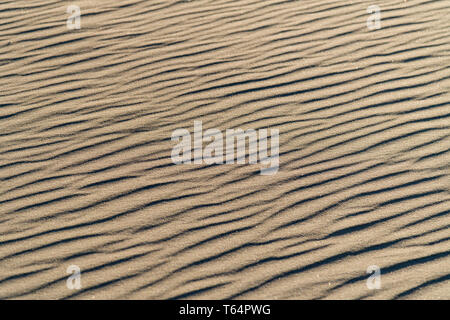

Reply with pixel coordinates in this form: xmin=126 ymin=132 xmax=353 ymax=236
xmin=0 ymin=0 xmax=449 ymax=299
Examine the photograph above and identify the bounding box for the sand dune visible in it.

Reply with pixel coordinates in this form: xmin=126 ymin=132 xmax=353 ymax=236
xmin=0 ymin=0 xmax=449 ymax=299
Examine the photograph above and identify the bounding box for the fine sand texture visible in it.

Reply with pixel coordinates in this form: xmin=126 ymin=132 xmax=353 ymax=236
xmin=0 ymin=0 xmax=449 ymax=299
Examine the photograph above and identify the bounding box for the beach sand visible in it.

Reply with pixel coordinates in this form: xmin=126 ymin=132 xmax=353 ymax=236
xmin=0 ymin=0 xmax=449 ymax=299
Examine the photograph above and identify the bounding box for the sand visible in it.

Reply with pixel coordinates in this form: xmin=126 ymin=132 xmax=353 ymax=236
xmin=0 ymin=0 xmax=449 ymax=299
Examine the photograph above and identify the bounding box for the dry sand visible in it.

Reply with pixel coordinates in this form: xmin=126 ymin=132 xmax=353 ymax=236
xmin=0 ymin=0 xmax=449 ymax=299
